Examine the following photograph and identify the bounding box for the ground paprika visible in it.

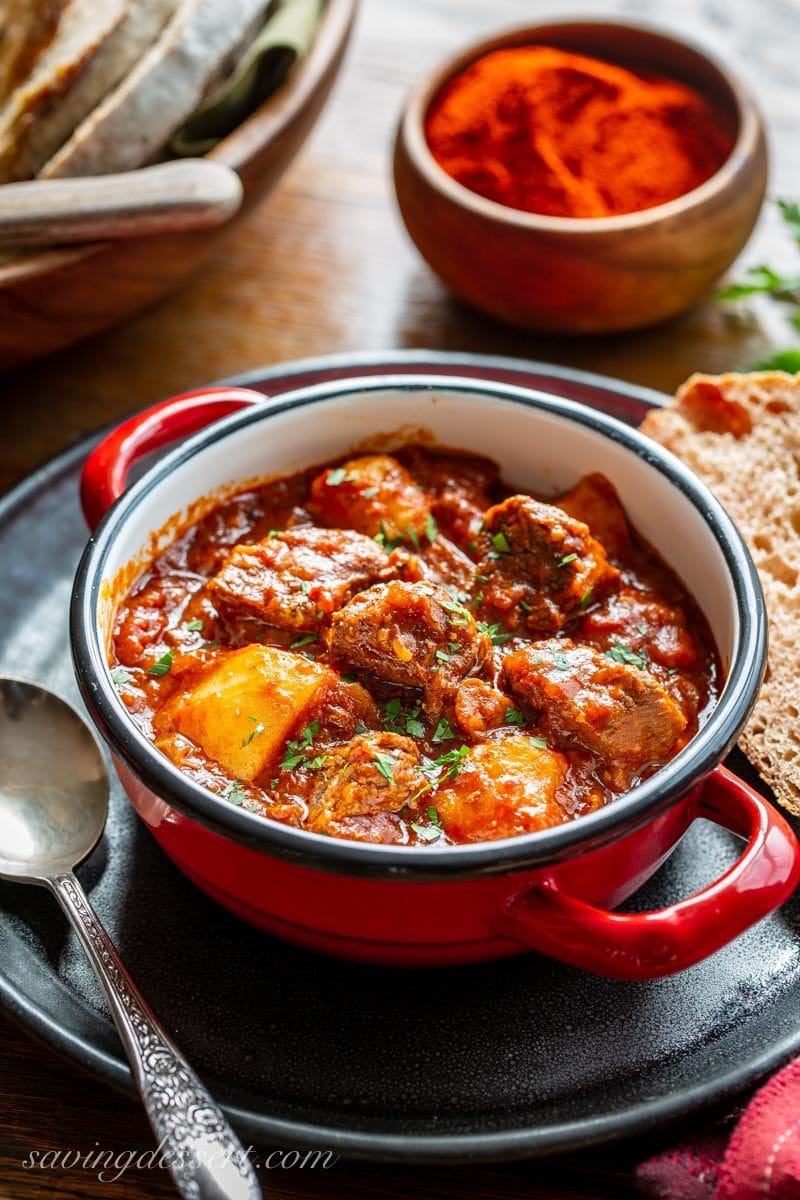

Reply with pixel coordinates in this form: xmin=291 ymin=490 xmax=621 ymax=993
xmin=424 ymin=46 xmax=736 ymax=219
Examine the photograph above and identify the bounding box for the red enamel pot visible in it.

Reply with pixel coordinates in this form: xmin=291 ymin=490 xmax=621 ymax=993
xmin=71 ymin=376 xmax=799 ymax=979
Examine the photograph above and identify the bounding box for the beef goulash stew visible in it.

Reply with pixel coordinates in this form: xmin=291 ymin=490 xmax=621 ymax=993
xmin=111 ymin=442 xmax=721 ymax=846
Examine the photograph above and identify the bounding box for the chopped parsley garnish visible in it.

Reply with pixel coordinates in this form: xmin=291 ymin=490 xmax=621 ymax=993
xmin=326 ymin=467 xmax=354 ymax=486
xmin=559 ymin=552 xmax=578 ymax=567
xmin=222 ymin=781 xmax=246 ymax=805
xmin=477 ymin=621 xmax=512 ymax=646
xmin=504 ymin=707 xmax=526 ymax=726
xmin=606 ymin=640 xmax=648 ymax=670
xmin=434 ymin=649 xmax=451 ymax=663
xmin=148 ymin=649 xmax=173 ymax=677
xmin=425 ymin=513 xmax=438 ymax=544
xmin=241 ymin=715 xmax=266 ymax=747
xmin=290 ymin=633 xmax=316 ymax=649
xmin=361 ymin=485 xmax=379 ymax=499
xmin=474 ymin=572 xmax=489 ymax=583
xmin=280 ymin=721 xmax=322 ymax=770
xmin=432 ymin=717 xmax=454 ymax=743
xmin=372 ymin=751 xmax=396 ymax=784
xmin=374 ymin=522 xmax=406 ymax=552
xmin=529 ymin=736 xmax=548 ymax=750
xmin=185 ymin=618 xmax=203 ymax=632
xmin=552 ymin=649 xmax=571 ymax=671
xmin=411 ymin=744 xmax=469 ymax=802
xmin=110 ymin=666 xmax=133 ymax=687
xmin=382 ymin=698 xmax=425 ymax=739
xmin=299 ymin=580 xmax=311 ymax=596
xmin=267 ymin=529 xmax=280 ymax=538
xmin=411 ymin=821 xmax=444 ymax=843
xmin=406 ymin=526 xmax=420 ymax=551
xmin=342 ymin=673 xmax=357 ymax=683
xmin=427 ymin=805 xmax=442 ymax=824
xmin=579 ymin=588 xmax=593 ymax=611
xmin=520 ymin=599 xmax=533 ymax=614
xmin=491 ymin=531 xmax=511 ymax=555
xmin=441 ymin=597 xmax=472 ymax=625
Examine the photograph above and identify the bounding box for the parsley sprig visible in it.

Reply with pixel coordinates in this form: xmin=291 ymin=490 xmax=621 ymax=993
xmin=279 ymin=721 xmax=327 ymax=771
xmin=606 ymin=640 xmax=647 ymax=670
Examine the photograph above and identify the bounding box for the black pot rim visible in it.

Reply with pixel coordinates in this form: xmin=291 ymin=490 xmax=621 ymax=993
xmin=71 ymin=373 xmax=767 ymax=882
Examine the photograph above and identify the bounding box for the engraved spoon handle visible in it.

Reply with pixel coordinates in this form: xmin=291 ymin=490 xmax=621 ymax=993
xmin=49 ymin=871 xmax=260 ymax=1200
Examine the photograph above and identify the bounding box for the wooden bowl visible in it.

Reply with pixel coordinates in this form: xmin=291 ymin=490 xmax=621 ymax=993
xmin=0 ymin=0 xmax=356 ymax=370
xmin=393 ymin=20 xmax=768 ymax=335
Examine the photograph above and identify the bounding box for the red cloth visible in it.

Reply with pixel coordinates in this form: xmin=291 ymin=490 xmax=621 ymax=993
xmin=636 ymin=1059 xmax=800 ymax=1199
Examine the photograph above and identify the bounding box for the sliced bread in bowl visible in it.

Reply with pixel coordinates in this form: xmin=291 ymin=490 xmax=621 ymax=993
xmin=641 ymin=371 xmax=800 ymax=815
xmin=41 ymin=0 xmax=269 ymax=178
xmin=0 ymin=0 xmax=130 ymax=182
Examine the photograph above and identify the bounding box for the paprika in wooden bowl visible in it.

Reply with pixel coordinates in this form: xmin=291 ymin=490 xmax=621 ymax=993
xmin=393 ymin=21 xmax=767 ymax=334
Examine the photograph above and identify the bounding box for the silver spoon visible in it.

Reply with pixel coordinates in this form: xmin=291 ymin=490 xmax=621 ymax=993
xmin=0 ymin=677 xmax=261 ymax=1200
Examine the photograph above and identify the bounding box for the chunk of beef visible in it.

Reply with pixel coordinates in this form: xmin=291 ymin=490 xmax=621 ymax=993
xmin=474 ymin=495 xmax=619 ymax=634
xmin=207 ymin=527 xmax=395 ymax=632
xmin=329 ymin=580 xmax=491 ymax=717
xmin=308 ymin=454 xmax=430 ymax=543
xmin=454 ymin=678 xmax=513 ymax=737
xmin=307 ymin=731 xmax=423 ymax=841
xmin=434 ymin=734 xmax=568 ymax=842
xmin=557 ymin=473 xmax=632 ymax=560
xmin=114 ymin=573 xmax=190 ymax=665
xmin=503 ymin=639 xmax=687 ymax=788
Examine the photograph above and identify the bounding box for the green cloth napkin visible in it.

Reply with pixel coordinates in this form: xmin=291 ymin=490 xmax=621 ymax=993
xmin=170 ymin=0 xmax=323 ymax=157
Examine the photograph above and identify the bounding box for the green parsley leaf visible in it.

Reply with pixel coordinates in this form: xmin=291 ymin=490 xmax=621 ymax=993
xmin=290 ymin=634 xmax=316 ymax=649
xmin=432 ymin=717 xmax=454 ymax=743
xmin=110 ymin=666 xmax=133 ymax=687
xmin=427 ymin=805 xmax=442 ymax=825
xmin=222 ymin=781 xmax=246 ymax=805
xmin=361 ymin=485 xmax=379 ymax=499
xmin=411 ymin=822 xmax=444 ymax=842
xmin=372 ymin=751 xmax=396 ymax=784
xmin=434 ymin=649 xmax=451 ymax=663
xmin=529 ymin=736 xmax=548 ymax=750
xmin=147 ymin=649 xmax=173 ymax=677
xmin=553 ymin=649 xmax=571 ymax=671
xmin=559 ymin=552 xmax=578 ymax=567
xmin=520 ymin=599 xmax=533 ymax=613
xmin=606 ymin=640 xmax=647 ymax=670
xmin=326 ymin=467 xmax=352 ymax=486
xmin=185 ymin=619 xmax=203 ymax=632
xmin=406 ymin=718 xmax=425 ymax=738
xmin=477 ymin=620 xmax=512 ymax=646
xmin=750 ymin=348 xmax=800 ymax=372
xmin=241 ymin=716 xmax=266 ymax=747
xmin=406 ymin=526 xmax=421 ymax=551
xmin=579 ymin=588 xmax=593 ymax=611
xmin=299 ymin=580 xmax=311 ymax=596
xmin=491 ymin=531 xmax=511 ymax=555
xmin=425 ymin=513 xmax=438 ymax=544
xmin=504 ymin=707 xmax=525 ymax=726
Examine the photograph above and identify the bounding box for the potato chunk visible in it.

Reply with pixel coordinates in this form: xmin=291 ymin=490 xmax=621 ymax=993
xmin=308 ymin=454 xmax=431 ymax=542
xmin=158 ymin=645 xmax=334 ymax=781
xmin=435 ymin=735 xmax=569 ymax=842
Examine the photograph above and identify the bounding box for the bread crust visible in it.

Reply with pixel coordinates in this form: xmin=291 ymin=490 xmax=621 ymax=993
xmin=642 ymin=371 xmax=800 ymax=813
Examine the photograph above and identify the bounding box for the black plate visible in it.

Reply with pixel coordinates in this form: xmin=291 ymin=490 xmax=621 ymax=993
xmin=1 ymin=351 xmax=799 ymax=1164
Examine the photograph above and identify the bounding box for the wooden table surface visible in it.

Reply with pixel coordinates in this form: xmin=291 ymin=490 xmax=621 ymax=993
xmin=1 ymin=0 xmax=798 ymax=1196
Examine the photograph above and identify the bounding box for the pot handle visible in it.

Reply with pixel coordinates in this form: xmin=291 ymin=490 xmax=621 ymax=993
xmin=80 ymin=386 xmax=266 ymax=529
xmin=501 ymin=767 xmax=800 ymax=980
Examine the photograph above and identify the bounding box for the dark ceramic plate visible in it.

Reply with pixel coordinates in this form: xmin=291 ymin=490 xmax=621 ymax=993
xmin=1 ymin=351 xmax=799 ymax=1164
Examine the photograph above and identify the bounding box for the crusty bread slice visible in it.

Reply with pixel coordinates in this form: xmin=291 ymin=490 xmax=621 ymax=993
xmin=0 ymin=0 xmax=181 ymax=183
xmin=41 ymin=0 xmax=269 ymax=178
xmin=641 ymin=371 xmax=800 ymax=814
xmin=0 ymin=0 xmax=126 ymax=182
xmin=0 ymin=0 xmax=69 ymax=103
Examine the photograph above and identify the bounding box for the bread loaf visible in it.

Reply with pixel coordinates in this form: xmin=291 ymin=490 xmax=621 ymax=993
xmin=641 ymin=372 xmax=800 ymax=814
xmin=41 ymin=0 xmax=268 ymax=178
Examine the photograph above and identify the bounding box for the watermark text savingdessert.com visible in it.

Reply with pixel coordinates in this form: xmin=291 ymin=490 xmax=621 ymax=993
xmin=22 ymin=1142 xmax=338 ymax=1184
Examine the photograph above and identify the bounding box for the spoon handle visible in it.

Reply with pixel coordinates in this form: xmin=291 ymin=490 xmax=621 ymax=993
xmin=50 ymin=871 xmax=261 ymax=1200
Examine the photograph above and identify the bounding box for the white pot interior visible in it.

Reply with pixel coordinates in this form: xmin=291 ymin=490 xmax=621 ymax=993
xmin=98 ymin=384 xmax=738 ymax=676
